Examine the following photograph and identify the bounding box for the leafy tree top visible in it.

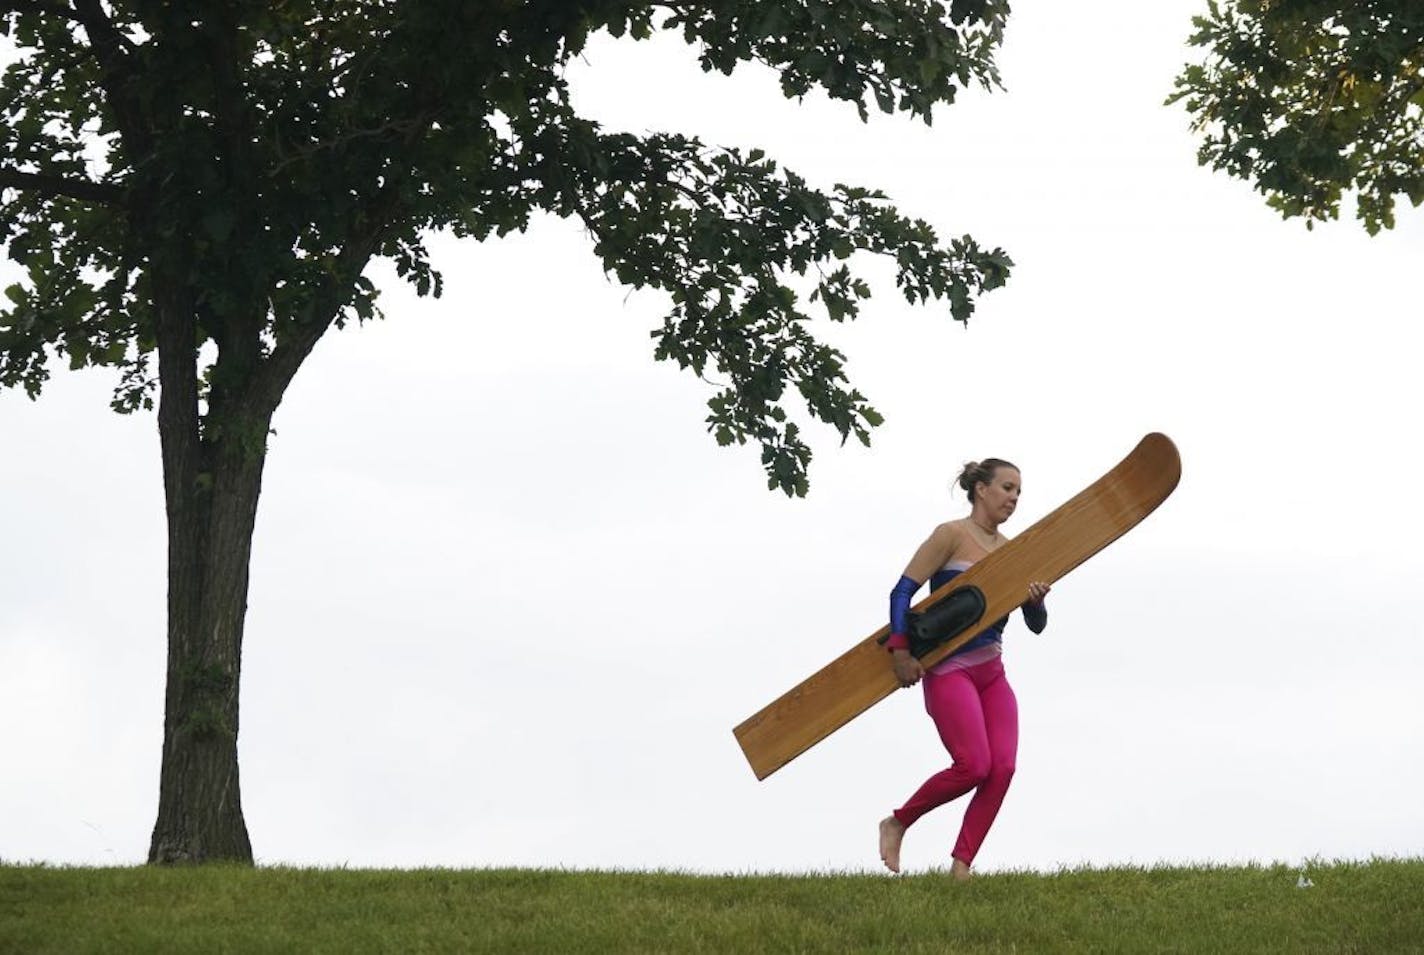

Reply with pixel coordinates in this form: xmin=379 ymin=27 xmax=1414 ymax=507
xmin=1171 ymin=0 xmax=1424 ymax=233
xmin=1 ymin=1 xmax=1013 ymax=495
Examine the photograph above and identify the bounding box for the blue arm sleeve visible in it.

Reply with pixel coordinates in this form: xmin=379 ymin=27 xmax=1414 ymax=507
xmin=890 ymin=575 xmax=922 ymax=634
xmin=1023 ymin=599 xmax=1048 ymax=634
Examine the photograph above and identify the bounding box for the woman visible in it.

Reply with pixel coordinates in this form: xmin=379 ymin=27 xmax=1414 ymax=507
xmin=877 ymin=458 xmax=1050 ymax=880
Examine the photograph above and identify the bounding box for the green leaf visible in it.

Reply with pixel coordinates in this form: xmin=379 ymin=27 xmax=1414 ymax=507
xmin=202 ymin=211 xmax=235 ymax=243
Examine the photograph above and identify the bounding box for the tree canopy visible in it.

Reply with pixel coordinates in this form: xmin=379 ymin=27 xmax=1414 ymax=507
xmin=1171 ymin=0 xmax=1424 ymax=234
xmin=1 ymin=0 xmax=1013 ymax=497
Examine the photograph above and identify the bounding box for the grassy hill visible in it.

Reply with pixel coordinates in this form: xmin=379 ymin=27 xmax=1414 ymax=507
xmin=3 ymin=858 xmax=1421 ymax=953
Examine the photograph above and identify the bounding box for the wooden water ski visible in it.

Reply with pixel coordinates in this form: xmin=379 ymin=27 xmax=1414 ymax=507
xmin=733 ymin=432 xmax=1181 ymax=780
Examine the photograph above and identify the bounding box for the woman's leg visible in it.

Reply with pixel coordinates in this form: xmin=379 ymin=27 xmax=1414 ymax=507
xmin=891 ymin=669 xmax=993 ymax=828
xmin=951 ymin=663 xmax=1018 ymax=866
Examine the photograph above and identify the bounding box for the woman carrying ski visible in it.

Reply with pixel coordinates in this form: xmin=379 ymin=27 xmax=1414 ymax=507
xmin=877 ymin=457 xmax=1050 ymax=880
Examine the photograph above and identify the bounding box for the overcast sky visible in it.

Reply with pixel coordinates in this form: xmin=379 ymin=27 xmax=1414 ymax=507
xmin=3 ymin=1 xmax=1422 ymax=874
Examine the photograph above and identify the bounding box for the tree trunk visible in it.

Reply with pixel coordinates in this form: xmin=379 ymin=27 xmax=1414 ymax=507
xmin=146 ymin=293 xmax=270 ymax=864
xmin=146 ymin=439 xmax=267 ymax=864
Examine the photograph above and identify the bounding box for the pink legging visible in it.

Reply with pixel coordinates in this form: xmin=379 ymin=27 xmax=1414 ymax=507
xmin=892 ymin=657 xmax=1018 ymax=865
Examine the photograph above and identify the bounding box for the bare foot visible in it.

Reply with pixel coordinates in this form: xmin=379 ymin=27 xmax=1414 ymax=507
xmin=950 ymin=857 xmax=972 ymax=882
xmin=878 ymin=816 xmax=906 ymax=873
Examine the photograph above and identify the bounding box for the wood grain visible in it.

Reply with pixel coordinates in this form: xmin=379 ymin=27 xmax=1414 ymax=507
xmin=733 ymin=433 xmax=1182 ymax=780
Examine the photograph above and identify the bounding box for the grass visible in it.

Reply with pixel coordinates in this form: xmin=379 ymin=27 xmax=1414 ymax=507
xmin=2 ymin=858 xmax=1422 ymax=953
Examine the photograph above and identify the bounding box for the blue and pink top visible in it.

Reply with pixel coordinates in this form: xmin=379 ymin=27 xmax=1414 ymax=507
xmin=886 ymin=557 xmax=1045 ymax=671
xmin=924 ymin=560 xmax=1004 ymax=674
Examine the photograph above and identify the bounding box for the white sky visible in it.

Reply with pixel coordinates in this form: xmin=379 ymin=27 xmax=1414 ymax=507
xmin=2 ymin=1 xmax=1422 ymax=873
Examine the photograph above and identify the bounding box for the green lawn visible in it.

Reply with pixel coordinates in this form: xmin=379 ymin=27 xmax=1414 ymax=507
xmin=3 ymin=858 xmax=1421 ymax=953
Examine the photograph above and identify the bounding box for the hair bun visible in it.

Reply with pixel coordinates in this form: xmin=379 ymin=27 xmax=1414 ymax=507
xmin=953 ymin=457 xmax=1018 ymax=503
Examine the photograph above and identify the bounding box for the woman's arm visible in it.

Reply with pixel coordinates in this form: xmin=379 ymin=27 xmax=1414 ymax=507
xmin=901 ymin=522 xmax=963 ymax=583
xmin=884 ymin=522 xmax=962 ymax=650
xmin=885 ymin=524 xmax=964 ymax=685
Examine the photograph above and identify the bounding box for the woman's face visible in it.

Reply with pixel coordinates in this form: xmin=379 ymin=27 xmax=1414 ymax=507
xmin=976 ymin=467 xmax=1021 ymax=523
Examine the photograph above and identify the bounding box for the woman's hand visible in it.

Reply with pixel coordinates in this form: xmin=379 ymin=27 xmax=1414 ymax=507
xmin=1023 ymin=581 xmax=1051 ymax=634
xmin=891 ymin=649 xmax=923 ymax=688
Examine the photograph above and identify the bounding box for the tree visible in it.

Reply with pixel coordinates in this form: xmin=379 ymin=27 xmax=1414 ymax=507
xmin=1171 ymin=0 xmax=1424 ymax=233
xmin=0 ymin=0 xmax=1013 ymax=864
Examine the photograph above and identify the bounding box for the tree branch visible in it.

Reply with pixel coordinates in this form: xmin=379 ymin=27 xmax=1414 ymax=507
xmin=0 ymin=166 xmax=124 ymax=204
xmin=248 ymin=84 xmax=441 ymax=414
xmin=70 ymin=0 xmax=149 ymax=153
xmin=245 ymin=177 xmax=411 ymax=417
xmin=267 ymin=118 xmax=430 ymax=175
